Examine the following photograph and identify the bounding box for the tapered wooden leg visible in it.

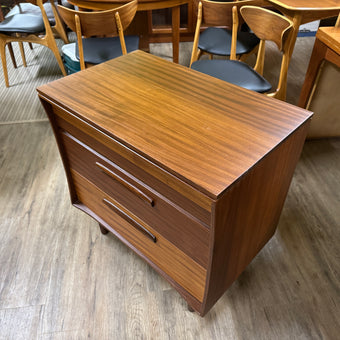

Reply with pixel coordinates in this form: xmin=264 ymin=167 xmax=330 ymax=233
xmin=99 ymin=223 xmax=109 ymax=235
xmin=8 ymin=43 xmax=17 ymax=68
xmin=298 ymin=38 xmax=327 ymax=109
xmin=187 ymin=304 xmax=195 ymax=312
xmin=0 ymin=40 xmax=9 ymax=87
xmin=29 ymin=43 xmax=33 ymax=50
xmin=171 ymin=5 xmax=180 ymax=63
xmin=18 ymin=42 xmax=27 ymax=67
xmin=47 ymin=37 xmax=67 ymax=76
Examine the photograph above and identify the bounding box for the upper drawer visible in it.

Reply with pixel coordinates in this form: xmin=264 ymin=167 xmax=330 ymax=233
xmin=52 ymin=104 xmax=212 ymax=226
xmin=60 ymin=131 xmax=210 ymax=268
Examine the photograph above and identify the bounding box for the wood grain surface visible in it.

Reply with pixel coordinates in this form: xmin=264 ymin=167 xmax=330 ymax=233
xmin=37 ymin=50 xmax=312 ymax=199
xmin=266 ymin=0 xmax=340 ymax=11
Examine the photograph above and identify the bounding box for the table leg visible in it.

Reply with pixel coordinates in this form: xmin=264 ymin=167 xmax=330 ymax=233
xmin=171 ymin=5 xmax=180 ymax=63
xmin=298 ymin=38 xmax=327 ymax=108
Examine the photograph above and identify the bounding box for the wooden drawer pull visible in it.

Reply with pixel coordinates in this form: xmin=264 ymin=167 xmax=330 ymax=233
xmin=96 ymin=162 xmax=154 ymax=207
xmin=103 ymin=198 xmax=157 ymax=243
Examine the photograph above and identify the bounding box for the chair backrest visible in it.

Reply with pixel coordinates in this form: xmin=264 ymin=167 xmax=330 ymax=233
xmin=193 ymin=0 xmax=267 ymax=29
xmin=190 ymin=0 xmax=266 ymax=66
xmin=58 ymin=0 xmax=137 ymax=37
xmin=58 ymin=0 xmax=137 ymax=70
xmin=240 ymin=5 xmax=293 ymax=100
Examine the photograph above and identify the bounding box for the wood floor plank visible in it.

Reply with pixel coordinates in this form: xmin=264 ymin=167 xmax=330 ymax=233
xmin=0 ymin=305 xmax=43 ymax=340
xmin=0 ymin=122 xmax=70 ymax=309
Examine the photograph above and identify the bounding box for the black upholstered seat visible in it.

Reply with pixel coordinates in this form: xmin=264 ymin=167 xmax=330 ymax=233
xmin=191 ymin=0 xmax=264 ymax=62
xmin=190 ymin=3 xmax=294 ymax=101
xmin=191 ymin=59 xmax=272 ymax=93
xmin=76 ymin=36 xmax=140 ymax=64
xmin=198 ymin=26 xmax=259 ymax=57
xmin=0 ymin=14 xmax=44 ymax=34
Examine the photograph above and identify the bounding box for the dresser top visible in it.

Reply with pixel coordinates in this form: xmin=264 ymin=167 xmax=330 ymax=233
xmin=38 ymin=51 xmax=312 ymax=199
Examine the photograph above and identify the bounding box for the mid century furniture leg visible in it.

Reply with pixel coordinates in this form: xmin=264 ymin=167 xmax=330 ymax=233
xmin=298 ymin=36 xmax=340 ymax=109
xmin=99 ymin=223 xmax=109 ymax=235
xmin=187 ymin=304 xmax=195 ymax=312
xmin=18 ymin=41 xmax=27 ymax=67
xmin=298 ymin=39 xmax=327 ymax=108
xmin=172 ymin=5 xmax=180 ymax=63
xmin=8 ymin=43 xmax=17 ymax=68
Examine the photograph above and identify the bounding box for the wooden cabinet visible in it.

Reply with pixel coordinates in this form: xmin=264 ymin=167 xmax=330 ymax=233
xmin=37 ymin=51 xmax=312 ymax=316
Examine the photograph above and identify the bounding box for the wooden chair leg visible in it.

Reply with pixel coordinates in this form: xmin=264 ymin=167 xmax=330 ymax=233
xmin=18 ymin=42 xmax=27 ymax=67
xmin=29 ymin=43 xmax=33 ymax=50
xmin=0 ymin=40 xmax=9 ymax=87
xmin=54 ymin=23 xmax=69 ymax=44
xmin=47 ymin=37 xmax=67 ymax=76
xmin=99 ymin=223 xmax=109 ymax=235
xmin=8 ymin=43 xmax=17 ymax=68
xmin=239 ymin=44 xmax=259 ymax=62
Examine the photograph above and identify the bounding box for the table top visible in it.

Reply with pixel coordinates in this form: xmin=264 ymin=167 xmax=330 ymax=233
xmin=266 ymin=0 xmax=340 ymax=25
xmin=37 ymin=51 xmax=312 ymax=198
xmin=68 ymin=0 xmax=188 ymax=10
xmin=317 ymin=26 xmax=340 ymax=55
xmin=267 ymin=0 xmax=340 ymax=11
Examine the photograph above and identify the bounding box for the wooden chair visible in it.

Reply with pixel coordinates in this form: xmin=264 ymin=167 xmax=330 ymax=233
xmin=6 ymin=1 xmax=69 ymax=41
xmin=191 ymin=0 xmax=267 ymax=63
xmin=4 ymin=0 xmax=71 ymax=64
xmin=0 ymin=0 xmax=67 ymax=87
xmin=0 ymin=2 xmax=19 ymax=70
xmin=190 ymin=4 xmax=294 ymax=101
xmin=57 ymin=0 xmax=139 ymax=71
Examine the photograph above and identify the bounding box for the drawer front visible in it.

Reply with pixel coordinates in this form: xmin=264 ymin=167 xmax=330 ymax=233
xmin=72 ymin=170 xmax=207 ymax=302
xmin=60 ymin=131 xmax=210 ymax=268
xmin=52 ymin=106 xmax=213 ymax=226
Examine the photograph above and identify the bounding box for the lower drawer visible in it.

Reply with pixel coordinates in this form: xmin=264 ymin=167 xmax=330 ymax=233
xmin=71 ymin=169 xmax=207 ymax=302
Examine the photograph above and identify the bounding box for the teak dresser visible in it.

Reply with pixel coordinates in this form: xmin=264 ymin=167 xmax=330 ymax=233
xmin=38 ymin=51 xmax=312 ymax=316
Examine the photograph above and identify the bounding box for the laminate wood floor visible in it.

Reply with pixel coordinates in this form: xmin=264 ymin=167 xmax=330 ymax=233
xmin=0 ymin=38 xmax=339 ymax=339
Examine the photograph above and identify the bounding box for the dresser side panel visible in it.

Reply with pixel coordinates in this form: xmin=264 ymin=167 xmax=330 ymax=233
xmin=202 ymin=122 xmax=310 ymax=315
xmin=38 ymin=96 xmax=78 ymax=204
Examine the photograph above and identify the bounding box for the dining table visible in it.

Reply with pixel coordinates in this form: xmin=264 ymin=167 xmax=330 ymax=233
xmin=265 ymin=0 xmax=340 ymax=59
xmin=67 ymin=0 xmax=188 ymax=63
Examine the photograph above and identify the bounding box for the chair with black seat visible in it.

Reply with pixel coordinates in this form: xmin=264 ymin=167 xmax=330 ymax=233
xmin=0 ymin=2 xmax=19 ymax=70
xmin=190 ymin=4 xmax=294 ymax=101
xmin=0 ymin=0 xmax=67 ymax=87
xmin=191 ymin=0 xmax=267 ymax=63
xmin=5 ymin=0 xmax=71 ymax=44
xmin=57 ymin=0 xmax=139 ymax=72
